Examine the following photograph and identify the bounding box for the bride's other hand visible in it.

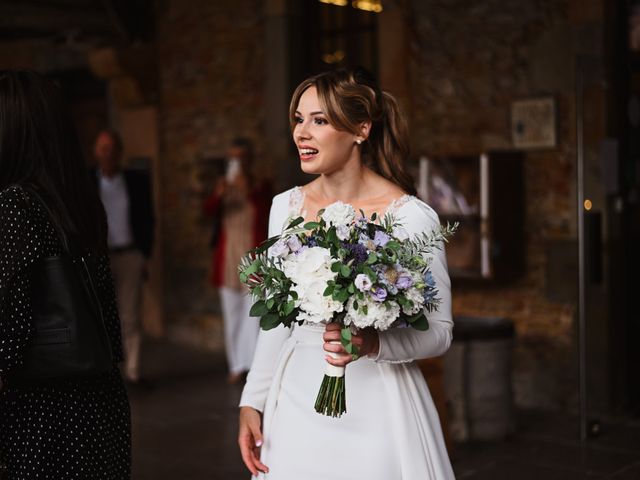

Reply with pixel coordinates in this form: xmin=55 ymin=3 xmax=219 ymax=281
xmin=238 ymin=406 xmax=269 ymax=476
xmin=322 ymin=322 xmax=379 ymax=367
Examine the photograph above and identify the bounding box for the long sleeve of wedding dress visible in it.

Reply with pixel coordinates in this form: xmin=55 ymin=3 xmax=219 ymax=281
xmin=374 ymin=199 xmax=453 ymax=363
xmin=239 ymin=192 xmax=293 ymax=412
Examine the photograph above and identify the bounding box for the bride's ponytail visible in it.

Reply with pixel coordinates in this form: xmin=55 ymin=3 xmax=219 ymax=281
xmin=369 ymin=90 xmax=414 ymax=195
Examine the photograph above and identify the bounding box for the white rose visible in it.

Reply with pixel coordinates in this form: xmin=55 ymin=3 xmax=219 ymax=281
xmin=374 ymin=301 xmax=401 ymax=330
xmin=282 ymin=247 xmax=335 ymax=287
xmin=336 ymin=224 xmax=351 ymax=241
xmin=293 ymin=280 xmax=343 ymax=324
xmin=344 ymin=297 xmax=400 ymax=331
xmin=402 ymin=287 xmax=425 ymax=315
xmin=321 ymin=201 xmax=356 ymax=227
xmin=281 ymin=247 xmax=341 ymax=323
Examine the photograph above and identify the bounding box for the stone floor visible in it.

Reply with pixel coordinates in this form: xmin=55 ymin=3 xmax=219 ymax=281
xmin=129 ymin=339 xmax=640 ymax=480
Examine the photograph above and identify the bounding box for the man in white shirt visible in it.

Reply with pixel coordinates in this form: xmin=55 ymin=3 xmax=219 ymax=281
xmin=95 ymin=130 xmax=155 ymax=386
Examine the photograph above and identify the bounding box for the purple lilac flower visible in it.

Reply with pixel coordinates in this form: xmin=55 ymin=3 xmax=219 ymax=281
xmin=374 ymin=264 xmax=399 ymax=295
xmin=270 ymin=238 xmax=289 ymax=257
xmin=373 ymin=230 xmax=391 ymax=247
xmin=287 ymin=235 xmax=303 ymax=253
xmin=396 ymin=272 xmax=414 ymax=290
xmin=344 ymin=242 xmax=368 ymax=264
xmin=358 ymin=233 xmax=376 ymax=252
xmin=370 ymin=286 xmax=388 ymax=302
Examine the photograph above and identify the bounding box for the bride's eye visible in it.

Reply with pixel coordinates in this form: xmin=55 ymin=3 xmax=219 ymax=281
xmin=313 ymin=117 xmax=328 ymax=125
xmin=294 ymin=115 xmax=304 ymax=124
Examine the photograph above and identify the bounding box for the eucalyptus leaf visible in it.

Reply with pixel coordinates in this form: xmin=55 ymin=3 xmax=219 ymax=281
xmin=385 ymin=241 xmax=401 ymax=250
xmin=281 ymin=307 xmax=298 ymax=327
xmin=304 ymin=221 xmax=321 ymax=230
xmin=249 ymin=300 xmax=269 ymax=317
xmin=260 ymin=313 xmax=281 ymax=330
xmin=409 ymin=314 xmax=429 ymax=331
xmin=255 ymin=236 xmax=279 ymax=254
xmin=340 ymin=265 xmax=351 ymax=278
xmin=287 ymin=217 xmax=305 ymax=229
xmin=337 ymin=289 xmax=350 ymax=303
xmin=283 ymin=300 xmax=295 ymax=316
xmin=243 ymin=259 xmax=262 ymax=276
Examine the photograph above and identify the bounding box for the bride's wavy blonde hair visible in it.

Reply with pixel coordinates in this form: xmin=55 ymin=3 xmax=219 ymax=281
xmin=289 ymin=67 xmax=415 ymax=195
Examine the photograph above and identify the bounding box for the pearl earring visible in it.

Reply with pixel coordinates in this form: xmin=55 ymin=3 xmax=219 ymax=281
xmin=356 ymin=139 xmax=362 ymax=145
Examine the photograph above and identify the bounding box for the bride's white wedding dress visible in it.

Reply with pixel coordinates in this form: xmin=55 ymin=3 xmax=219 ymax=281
xmin=239 ymin=187 xmax=455 ymax=480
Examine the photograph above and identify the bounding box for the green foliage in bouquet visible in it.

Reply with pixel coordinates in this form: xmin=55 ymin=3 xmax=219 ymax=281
xmin=239 ymin=205 xmax=457 ymax=417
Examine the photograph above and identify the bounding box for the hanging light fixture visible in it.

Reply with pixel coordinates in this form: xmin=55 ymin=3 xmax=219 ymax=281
xmin=322 ymin=50 xmax=346 ymax=64
xmin=352 ymin=0 xmax=383 ymax=13
xmin=319 ymin=0 xmax=348 ymax=6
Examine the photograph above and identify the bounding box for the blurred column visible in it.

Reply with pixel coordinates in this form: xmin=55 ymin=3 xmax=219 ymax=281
xmin=265 ymin=0 xmax=293 ymax=190
xmin=378 ymin=3 xmax=410 ymax=114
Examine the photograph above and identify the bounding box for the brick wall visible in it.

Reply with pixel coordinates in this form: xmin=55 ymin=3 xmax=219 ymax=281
xmin=405 ymin=0 xmax=607 ymax=409
xmin=156 ymin=0 xmax=267 ymax=348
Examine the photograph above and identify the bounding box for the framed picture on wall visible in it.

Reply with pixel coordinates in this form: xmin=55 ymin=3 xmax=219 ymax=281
xmin=511 ymin=96 xmax=557 ymax=149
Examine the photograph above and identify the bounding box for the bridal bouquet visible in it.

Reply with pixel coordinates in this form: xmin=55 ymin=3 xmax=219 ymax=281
xmin=239 ymin=201 xmax=457 ymax=417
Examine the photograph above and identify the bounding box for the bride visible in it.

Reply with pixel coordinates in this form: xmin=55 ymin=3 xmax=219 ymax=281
xmin=237 ymin=67 xmax=455 ymax=479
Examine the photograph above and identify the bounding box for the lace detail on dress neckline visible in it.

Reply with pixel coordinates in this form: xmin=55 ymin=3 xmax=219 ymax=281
xmin=290 ymin=186 xmax=415 ymax=221
xmin=384 ymin=194 xmax=415 ymax=216
xmin=289 ymin=186 xmax=307 ymax=218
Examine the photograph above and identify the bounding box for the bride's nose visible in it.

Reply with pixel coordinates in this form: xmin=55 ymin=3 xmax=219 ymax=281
xmin=295 ymin=122 xmax=311 ymax=142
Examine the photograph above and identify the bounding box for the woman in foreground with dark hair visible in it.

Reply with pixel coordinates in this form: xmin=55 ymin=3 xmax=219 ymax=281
xmin=0 ymin=71 xmax=130 ymax=479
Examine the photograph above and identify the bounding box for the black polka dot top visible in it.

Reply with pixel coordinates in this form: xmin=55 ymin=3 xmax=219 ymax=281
xmin=0 ymin=185 xmax=131 ymax=479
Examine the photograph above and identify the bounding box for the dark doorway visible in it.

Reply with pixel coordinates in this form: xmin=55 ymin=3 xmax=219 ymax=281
xmin=608 ymin=0 xmax=640 ymax=413
xmin=290 ymin=0 xmax=380 ymax=83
